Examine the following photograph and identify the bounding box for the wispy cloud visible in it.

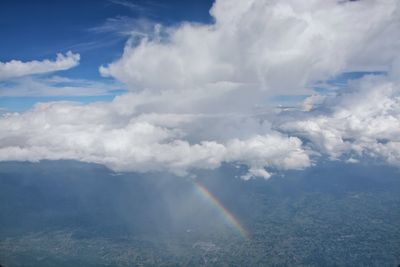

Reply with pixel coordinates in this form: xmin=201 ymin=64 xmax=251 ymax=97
xmin=0 ymin=75 xmax=123 ymax=97
xmin=109 ymin=0 xmax=166 ymax=12
xmin=90 ymin=16 xmax=156 ymax=37
xmin=65 ymin=36 xmax=126 ymax=53
xmin=109 ymin=0 xmax=146 ymax=12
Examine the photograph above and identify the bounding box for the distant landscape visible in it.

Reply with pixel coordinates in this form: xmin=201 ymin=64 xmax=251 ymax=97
xmin=1 ymin=161 xmax=399 ymax=266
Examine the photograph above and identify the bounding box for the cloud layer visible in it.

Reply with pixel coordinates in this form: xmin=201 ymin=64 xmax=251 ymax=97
xmin=0 ymin=99 xmax=310 ymax=178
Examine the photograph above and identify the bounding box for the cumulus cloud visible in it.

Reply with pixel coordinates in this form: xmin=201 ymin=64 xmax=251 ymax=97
xmin=100 ymin=0 xmax=399 ymax=95
xmin=0 ymin=51 xmax=80 ymax=81
xmin=1 ymin=0 xmax=400 ymax=179
xmin=280 ymin=76 xmax=400 ymax=166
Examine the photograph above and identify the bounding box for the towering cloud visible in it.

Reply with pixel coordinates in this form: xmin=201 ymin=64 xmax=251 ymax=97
xmin=100 ymin=0 xmax=399 ymax=94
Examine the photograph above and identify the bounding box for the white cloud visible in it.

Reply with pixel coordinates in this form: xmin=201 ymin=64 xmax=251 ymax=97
xmin=1 ymin=0 xmax=400 ymax=179
xmin=0 ymin=51 xmax=80 ymax=81
xmin=100 ymin=0 xmax=399 ymax=96
xmin=0 ymin=98 xmax=310 ymax=178
xmin=280 ymin=76 xmax=400 ymax=166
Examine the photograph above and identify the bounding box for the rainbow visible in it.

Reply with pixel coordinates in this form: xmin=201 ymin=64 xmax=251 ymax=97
xmin=195 ymin=181 xmax=250 ymax=239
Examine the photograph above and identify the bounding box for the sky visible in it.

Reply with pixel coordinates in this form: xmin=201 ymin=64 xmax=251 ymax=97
xmin=0 ymin=0 xmax=214 ymax=110
xmin=0 ymin=0 xmax=400 ymax=179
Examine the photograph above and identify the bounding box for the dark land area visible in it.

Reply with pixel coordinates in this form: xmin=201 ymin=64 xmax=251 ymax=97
xmin=0 ymin=160 xmax=399 ymax=266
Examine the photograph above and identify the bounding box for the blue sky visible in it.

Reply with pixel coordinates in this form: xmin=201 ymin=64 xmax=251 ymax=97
xmin=0 ymin=0 xmax=214 ymax=111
